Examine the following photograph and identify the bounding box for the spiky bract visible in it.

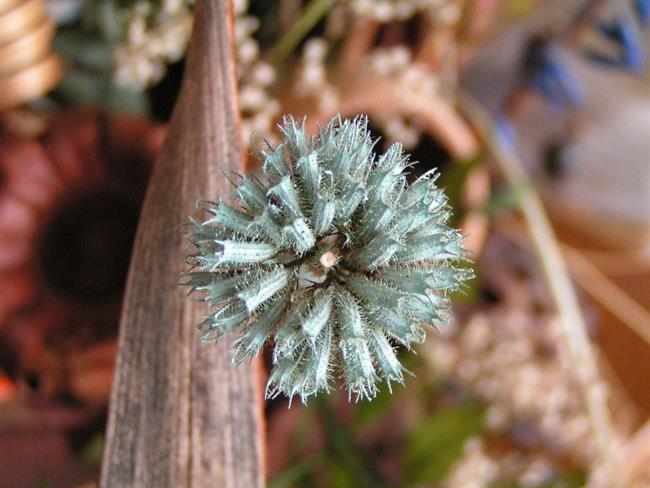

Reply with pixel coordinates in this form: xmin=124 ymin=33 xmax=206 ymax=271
xmin=182 ymin=115 xmax=472 ymax=403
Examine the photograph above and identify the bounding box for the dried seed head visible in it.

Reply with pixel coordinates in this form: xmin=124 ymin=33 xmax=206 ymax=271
xmin=182 ymin=114 xmax=472 ymax=403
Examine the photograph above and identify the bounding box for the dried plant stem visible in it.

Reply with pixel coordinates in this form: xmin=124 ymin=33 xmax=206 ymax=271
xmin=456 ymin=92 xmax=618 ymax=482
xmin=339 ymin=17 xmax=378 ymax=73
xmin=100 ymin=2 xmax=263 ymax=486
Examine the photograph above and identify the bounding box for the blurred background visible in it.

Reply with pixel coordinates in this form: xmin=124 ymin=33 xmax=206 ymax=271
xmin=0 ymin=0 xmax=648 ymax=487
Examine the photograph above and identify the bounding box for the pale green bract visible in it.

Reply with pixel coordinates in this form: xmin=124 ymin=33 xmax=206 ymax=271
xmin=182 ymin=115 xmax=472 ymax=403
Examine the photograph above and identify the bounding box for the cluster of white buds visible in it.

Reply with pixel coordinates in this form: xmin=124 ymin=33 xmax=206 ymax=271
xmin=112 ymin=0 xmax=279 ymax=144
xmin=234 ymin=0 xmax=281 ymax=145
xmin=365 ymin=48 xmax=441 ymax=149
xmin=428 ymin=309 xmax=601 ymax=463
xmin=367 ymin=47 xmax=440 ymax=95
xmin=114 ymin=0 xmax=193 ymax=90
xmin=443 ymin=437 xmax=560 ymax=488
xmin=294 ymin=38 xmax=339 ymax=116
xmin=443 ymin=438 xmax=500 ymax=488
xmin=351 ymin=0 xmax=447 ymax=22
xmin=427 ymin=0 xmax=461 ymax=26
xmin=373 ymin=114 xmax=421 ymax=150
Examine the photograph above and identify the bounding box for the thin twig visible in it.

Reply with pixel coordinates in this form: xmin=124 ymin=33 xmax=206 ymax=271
xmin=560 ymin=248 xmax=650 ymax=275
xmin=456 ymin=91 xmax=618 ymax=483
xmin=563 ymin=248 xmax=650 ymax=347
xmin=269 ymin=0 xmax=334 ymax=64
xmin=337 ymin=77 xmax=479 ymax=159
xmin=496 ymin=220 xmax=650 ymax=348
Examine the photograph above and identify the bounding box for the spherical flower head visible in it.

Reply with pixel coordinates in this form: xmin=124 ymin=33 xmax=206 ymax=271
xmin=182 ymin=114 xmax=473 ymax=403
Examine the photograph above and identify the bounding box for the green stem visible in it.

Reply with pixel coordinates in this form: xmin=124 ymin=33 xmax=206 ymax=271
xmin=267 ymin=452 xmax=327 ymax=488
xmin=269 ymin=0 xmax=334 ymax=64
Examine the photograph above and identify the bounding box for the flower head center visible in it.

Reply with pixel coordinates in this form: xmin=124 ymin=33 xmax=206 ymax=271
xmin=319 ymin=250 xmax=338 ymax=269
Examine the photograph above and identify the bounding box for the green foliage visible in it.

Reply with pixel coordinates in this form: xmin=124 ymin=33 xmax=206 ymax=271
xmin=49 ymin=3 xmax=149 ymax=113
xmin=80 ymin=434 xmax=105 ymax=465
xmin=438 ymin=151 xmax=484 ymax=226
xmin=316 ymin=398 xmax=387 ymax=487
xmin=354 ymin=380 xmax=396 ymax=426
xmin=404 ymin=404 xmax=485 ymax=485
xmin=490 ymin=470 xmax=587 ymax=488
xmin=267 ymin=452 xmax=326 ymax=488
xmin=480 ymin=182 xmax=531 ymax=216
